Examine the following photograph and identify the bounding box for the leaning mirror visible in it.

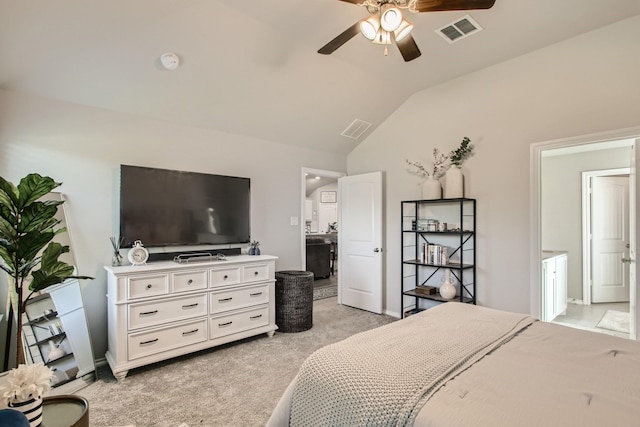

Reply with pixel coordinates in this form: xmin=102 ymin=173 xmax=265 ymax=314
xmin=1 ymin=191 xmax=96 ymax=390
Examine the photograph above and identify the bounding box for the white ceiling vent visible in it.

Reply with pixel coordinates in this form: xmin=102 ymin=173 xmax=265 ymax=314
xmin=437 ymin=15 xmax=482 ymax=43
xmin=341 ymin=119 xmax=372 ymax=140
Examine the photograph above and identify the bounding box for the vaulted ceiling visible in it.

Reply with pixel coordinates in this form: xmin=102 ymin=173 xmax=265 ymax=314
xmin=1 ymin=1 xmax=639 ymax=155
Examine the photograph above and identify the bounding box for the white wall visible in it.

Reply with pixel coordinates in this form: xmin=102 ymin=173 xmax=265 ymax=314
xmin=347 ymin=16 xmax=640 ymax=317
xmin=541 ymin=146 xmax=631 ymax=302
xmin=0 ymin=89 xmax=346 ymax=361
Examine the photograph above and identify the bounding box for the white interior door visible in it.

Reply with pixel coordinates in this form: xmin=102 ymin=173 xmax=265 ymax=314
xmin=630 ymin=141 xmax=638 ymax=339
xmin=338 ymin=172 xmax=383 ymax=314
xmin=592 ymin=176 xmax=630 ymax=303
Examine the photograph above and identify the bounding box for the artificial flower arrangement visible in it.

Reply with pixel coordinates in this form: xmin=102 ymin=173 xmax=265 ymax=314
xmin=0 ymin=363 xmax=53 ymax=407
xmin=248 ymin=240 xmax=261 ymax=255
xmin=405 ymin=148 xmax=449 ymax=180
xmin=449 ymin=136 xmax=474 ymax=167
xmin=406 ymin=137 xmax=475 ymax=177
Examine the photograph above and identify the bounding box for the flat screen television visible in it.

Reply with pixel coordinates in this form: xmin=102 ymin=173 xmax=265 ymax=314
xmin=119 ymin=165 xmax=250 ymax=248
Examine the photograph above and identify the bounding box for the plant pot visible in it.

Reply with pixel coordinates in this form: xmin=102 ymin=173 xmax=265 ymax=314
xmin=9 ymin=396 xmax=43 ymax=427
xmin=421 ymin=177 xmax=442 ymax=200
xmin=444 ymin=166 xmax=464 ymax=198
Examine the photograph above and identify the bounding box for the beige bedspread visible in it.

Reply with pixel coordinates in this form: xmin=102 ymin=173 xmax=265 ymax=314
xmin=268 ymin=304 xmax=640 ymax=427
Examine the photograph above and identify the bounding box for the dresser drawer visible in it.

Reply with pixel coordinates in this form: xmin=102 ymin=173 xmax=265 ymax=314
xmin=242 ymin=263 xmax=270 ymax=283
xmin=172 ymin=269 xmax=208 ymax=293
xmin=210 ymin=284 xmax=269 ymax=314
xmin=210 ymin=306 xmax=269 ymax=339
xmin=128 ymin=293 xmax=208 ymax=330
xmin=210 ymin=267 xmax=241 ymax=287
xmin=128 ymin=318 xmax=208 ymax=360
xmin=127 ymin=274 xmax=169 ymax=300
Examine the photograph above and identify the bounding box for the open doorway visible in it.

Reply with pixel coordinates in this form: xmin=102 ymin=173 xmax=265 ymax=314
xmin=537 ymin=136 xmax=636 ymax=339
xmin=301 ymin=168 xmax=344 ymax=300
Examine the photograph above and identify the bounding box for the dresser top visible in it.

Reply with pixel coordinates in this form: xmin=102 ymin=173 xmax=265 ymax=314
xmin=105 ymin=254 xmax=278 ymax=274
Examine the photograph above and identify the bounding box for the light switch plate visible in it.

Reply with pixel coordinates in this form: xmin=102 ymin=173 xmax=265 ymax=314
xmin=290 ymin=216 xmax=299 ymax=226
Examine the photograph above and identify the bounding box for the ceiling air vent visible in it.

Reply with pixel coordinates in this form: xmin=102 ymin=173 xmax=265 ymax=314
xmin=437 ymin=15 xmax=482 ymax=43
xmin=341 ymin=119 xmax=372 ymax=140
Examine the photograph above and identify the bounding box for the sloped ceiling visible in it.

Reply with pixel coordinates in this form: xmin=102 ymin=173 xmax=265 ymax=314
xmin=1 ymin=0 xmax=639 ymax=155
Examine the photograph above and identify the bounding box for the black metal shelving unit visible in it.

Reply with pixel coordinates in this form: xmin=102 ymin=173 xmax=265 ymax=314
xmin=401 ymin=198 xmax=476 ymax=318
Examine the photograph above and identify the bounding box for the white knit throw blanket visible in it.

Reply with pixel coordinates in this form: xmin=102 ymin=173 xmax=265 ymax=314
xmin=289 ymin=303 xmax=537 ymax=427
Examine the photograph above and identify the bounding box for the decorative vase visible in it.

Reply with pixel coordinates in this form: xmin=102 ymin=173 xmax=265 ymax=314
xmin=112 ymin=251 xmax=123 ymax=266
xmin=254 ymin=247 xmax=260 ymax=255
xmin=248 ymin=247 xmax=255 ymax=255
xmin=47 ymin=340 xmax=65 ymax=361
xmin=444 ymin=166 xmax=464 ymax=199
xmin=9 ymin=396 xmax=43 ymax=427
xmin=421 ymin=177 xmax=442 ymax=200
xmin=439 ymin=270 xmax=456 ymax=300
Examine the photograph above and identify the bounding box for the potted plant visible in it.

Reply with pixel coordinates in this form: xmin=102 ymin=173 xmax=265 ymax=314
xmin=0 ymin=362 xmax=53 ymax=425
xmin=248 ymin=241 xmax=260 ymax=255
xmin=0 ymin=173 xmax=92 ymax=367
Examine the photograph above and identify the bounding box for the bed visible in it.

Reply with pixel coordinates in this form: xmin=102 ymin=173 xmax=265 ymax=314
xmin=267 ymin=302 xmax=640 ymax=426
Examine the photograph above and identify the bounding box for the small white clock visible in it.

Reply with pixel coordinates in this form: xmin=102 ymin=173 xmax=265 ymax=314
xmin=127 ymin=240 xmax=149 ymax=266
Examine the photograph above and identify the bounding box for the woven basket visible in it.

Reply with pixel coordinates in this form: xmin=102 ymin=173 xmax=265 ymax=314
xmin=275 ymin=270 xmax=314 ymax=333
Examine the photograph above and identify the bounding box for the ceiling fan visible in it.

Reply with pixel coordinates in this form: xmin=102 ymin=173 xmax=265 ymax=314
xmin=318 ymin=0 xmax=496 ymax=62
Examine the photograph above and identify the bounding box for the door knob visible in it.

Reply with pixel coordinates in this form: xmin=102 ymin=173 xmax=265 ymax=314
xmin=374 ymin=248 xmax=382 ymax=253
xmin=621 ymin=257 xmax=634 ymax=263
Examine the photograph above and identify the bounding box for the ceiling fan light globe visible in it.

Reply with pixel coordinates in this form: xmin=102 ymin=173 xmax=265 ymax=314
xmin=394 ymin=19 xmax=414 ymax=42
xmin=372 ymin=29 xmax=391 ymax=45
xmin=360 ymin=16 xmax=380 ymax=40
xmin=380 ymin=6 xmax=402 ymax=32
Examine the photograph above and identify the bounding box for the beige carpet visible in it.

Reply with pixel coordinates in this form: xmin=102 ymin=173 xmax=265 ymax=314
xmin=596 ymin=310 xmax=630 ymax=333
xmin=77 ymin=297 xmax=395 ymax=427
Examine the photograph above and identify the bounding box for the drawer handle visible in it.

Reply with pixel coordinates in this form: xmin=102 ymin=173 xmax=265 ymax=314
xmin=187 ymin=279 xmax=193 ymax=285
xmin=250 ymin=314 xmax=263 ymax=320
xmin=182 ymin=329 xmax=199 ymax=336
xmin=146 ymin=284 xmax=153 ymax=289
xmin=140 ymin=338 xmax=158 ymax=346
xmin=218 ymin=321 xmax=233 ymax=327
xmin=182 ymin=303 xmax=199 ymax=309
xmin=140 ymin=310 xmax=158 ymax=316
xmin=218 ymin=297 xmax=233 ymax=303
xmin=254 ymin=271 xmax=259 ymax=276
xmin=223 ymin=275 xmax=228 ymax=280
xmin=250 ymin=292 xmax=263 ymax=297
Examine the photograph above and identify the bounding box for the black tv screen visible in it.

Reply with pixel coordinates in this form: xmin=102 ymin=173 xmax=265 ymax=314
xmin=119 ymin=165 xmax=250 ymax=248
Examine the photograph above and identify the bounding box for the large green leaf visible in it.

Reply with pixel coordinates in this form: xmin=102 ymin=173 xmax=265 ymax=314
xmin=29 ymin=242 xmax=92 ymax=292
xmin=19 ymin=201 xmax=61 ymax=234
xmin=0 ymin=177 xmax=19 ymax=210
xmin=16 ymin=229 xmax=55 ymax=263
xmin=16 ymin=174 xmax=61 ymax=209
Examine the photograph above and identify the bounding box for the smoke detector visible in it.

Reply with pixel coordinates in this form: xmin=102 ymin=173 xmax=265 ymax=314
xmin=160 ymin=52 xmax=180 ymax=70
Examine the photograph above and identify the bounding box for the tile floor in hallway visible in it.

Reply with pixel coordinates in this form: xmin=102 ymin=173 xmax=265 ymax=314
xmin=552 ymin=301 xmax=630 ymax=339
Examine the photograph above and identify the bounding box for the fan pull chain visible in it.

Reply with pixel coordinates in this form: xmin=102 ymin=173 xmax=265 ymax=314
xmin=384 ymin=45 xmax=389 ymax=56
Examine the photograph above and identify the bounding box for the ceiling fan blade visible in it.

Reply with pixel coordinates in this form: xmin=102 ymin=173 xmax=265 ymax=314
xmin=318 ymin=22 xmax=361 ymax=55
xmin=337 ymin=0 xmax=366 ymax=4
xmin=414 ymin=0 xmax=496 ymax=12
xmin=396 ymin=34 xmax=422 ymax=62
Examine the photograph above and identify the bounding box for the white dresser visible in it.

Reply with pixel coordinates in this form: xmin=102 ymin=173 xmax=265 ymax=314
xmin=104 ymin=254 xmax=278 ymax=380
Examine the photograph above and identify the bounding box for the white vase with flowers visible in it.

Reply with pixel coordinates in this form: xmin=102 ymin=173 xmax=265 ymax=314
xmin=444 ymin=137 xmax=474 ymax=199
xmin=0 ymin=363 xmax=53 ymax=427
xmin=405 ymin=148 xmax=448 ymax=200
